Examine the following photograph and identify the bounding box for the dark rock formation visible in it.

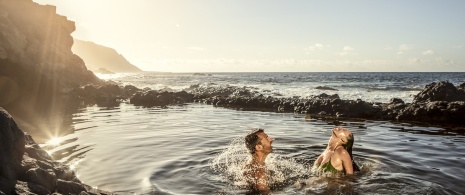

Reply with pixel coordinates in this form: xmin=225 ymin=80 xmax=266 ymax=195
xmin=413 ymin=81 xmax=465 ymax=103
xmin=193 ymin=82 xmax=465 ymax=125
xmin=0 ymin=0 xmax=102 ymax=141
xmin=0 ymin=107 xmax=112 ymax=194
xmin=394 ymin=82 xmax=465 ymax=124
xmin=459 ymin=82 xmax=465 ymax=90
xmin=73 ymin=84 xmax=143 ymax=107
xmin=315 ymin=86 xmax=338 ymax=91
xmin=130 ymin=90 xmax=194 ymax=107
xmin=188 ymin=85 xmax=257 ymax=99
xmin=72 ymin=39 xmax=142 ymax=73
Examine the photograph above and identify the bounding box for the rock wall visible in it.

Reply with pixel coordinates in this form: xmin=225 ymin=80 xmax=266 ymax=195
xmin=0 ymin=0 xmax=102 ymax=141
xmin=0 ymin=107 xmax=111 ymax=194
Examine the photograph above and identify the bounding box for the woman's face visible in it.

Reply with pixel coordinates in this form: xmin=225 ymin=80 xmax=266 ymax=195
xmin=331 ymin=126 xmax=352 ymax=145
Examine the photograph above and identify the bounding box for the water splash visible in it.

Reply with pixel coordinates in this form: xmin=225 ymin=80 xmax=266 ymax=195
xmin=209 ymin=134 xmax=312 ymax=191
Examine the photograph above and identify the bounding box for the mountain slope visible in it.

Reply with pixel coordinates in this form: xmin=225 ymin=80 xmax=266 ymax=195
xmin=72 ymin=39 xmax=142 ymax=73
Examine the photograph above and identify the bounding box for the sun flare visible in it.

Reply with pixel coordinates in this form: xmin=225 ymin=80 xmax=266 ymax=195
xmin=47 ymin=137 xmax=63 ymax=146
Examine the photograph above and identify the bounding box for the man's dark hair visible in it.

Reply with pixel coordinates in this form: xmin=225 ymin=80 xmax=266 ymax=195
xmin=245 ymin=128 xmax=264 ymax=154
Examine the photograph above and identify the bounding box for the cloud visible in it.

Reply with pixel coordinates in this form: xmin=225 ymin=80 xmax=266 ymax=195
xmin=397 ymin=44 xmax=414 ymax=55
xmin=339 ymin=46 xmax=354 ymax=56
xmin=422 ymin=50 xmax=434 ymax=55
xmin=175 ymin=24 xmax=181 ymax=28
xmin=343 ymin=46 xmax=354 ymax=51
xmin=384 ymin=45 xmax=393 ymax=50
xmin=456 ymin=45 xmax=463 ymax=49
xmin=305 ymin=43 xmax=330 ymax=53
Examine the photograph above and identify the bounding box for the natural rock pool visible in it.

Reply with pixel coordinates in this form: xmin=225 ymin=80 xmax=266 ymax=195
xmin=42 ymin=103 xmax=465 ymax=194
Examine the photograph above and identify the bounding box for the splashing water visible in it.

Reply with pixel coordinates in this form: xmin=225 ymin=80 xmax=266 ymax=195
xmin=210 ymin=134 xmax=312 ymax=192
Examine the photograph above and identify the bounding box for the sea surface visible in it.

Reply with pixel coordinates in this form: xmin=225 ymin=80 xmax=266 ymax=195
xmin=42 ymin=72 xmax=465 ymax=194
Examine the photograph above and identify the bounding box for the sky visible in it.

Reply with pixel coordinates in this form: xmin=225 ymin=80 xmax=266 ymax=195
xmin=33 ymin=0 xmax=465 ymax=72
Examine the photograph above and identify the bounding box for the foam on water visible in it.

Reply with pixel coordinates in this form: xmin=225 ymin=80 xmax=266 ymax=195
xmin=103 ymin=72 xmax=465 ymax=103
xmin=210 ymin=134 xmax=313 ymax=192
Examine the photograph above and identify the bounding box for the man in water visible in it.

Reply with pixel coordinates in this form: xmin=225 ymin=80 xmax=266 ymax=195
xmin=243 ymin=128 xmax=274 ymax=194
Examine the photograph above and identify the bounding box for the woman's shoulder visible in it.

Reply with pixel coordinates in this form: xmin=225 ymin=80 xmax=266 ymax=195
xmin=334 ymin=146 xmax=349 ymax=156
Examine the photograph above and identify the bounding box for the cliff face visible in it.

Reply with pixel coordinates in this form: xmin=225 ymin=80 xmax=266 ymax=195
xmin=0 ymin=0 xmax=102 ymax=141
xmin=73 ymin=39 xmax=142 ymax=73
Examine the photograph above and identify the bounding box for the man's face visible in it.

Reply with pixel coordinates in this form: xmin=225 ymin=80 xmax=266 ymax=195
xmin=257 ymin=132 xmax=273 ymax=154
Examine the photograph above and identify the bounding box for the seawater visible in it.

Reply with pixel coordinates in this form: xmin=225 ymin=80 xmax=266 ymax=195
xmin=42 ymin=72 xmax=465 ymax=194
xmin=97 ymin=72 xmax=465 ymax=103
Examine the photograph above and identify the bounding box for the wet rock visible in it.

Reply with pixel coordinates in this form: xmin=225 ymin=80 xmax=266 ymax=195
xmin=413 ymin=81 xmax=465 ymax=103
xmin=1 ymin=107 xmax=111 ymax=194
xmin=122 ymin=85 xmax=140 ymax=99
xmin=311 ymin=93 xmax=340 ymax=100
xmin=15 ymin=180 xmax=51 ymax=195
xmin=0 ymin=107 xmax=25 ymax=181
xmin=190 ymin=85 xmax=255 ymax=98
xmin=56 ymin=179 xmax=87 ymax=195
xmin=22 ymin=167 xmax=57 ymax=192
xmin=130 ymin=90 xmax=194 ymax=107
xmin=73 ymin=83 xmax=143 ymax=107
xmin=0 ymin=177 xmax=15 ymax=194
xmin=315 ymin=86 xmax=338 ymax=91
xmin=459 ymin=83 xmax=465 ymax=90
xmin=390 ymin=98 xmax=404 ymax=104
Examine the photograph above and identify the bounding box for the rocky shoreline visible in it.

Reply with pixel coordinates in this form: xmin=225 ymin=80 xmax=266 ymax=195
xmin=2 ymin=81 xmax=464 ymax=194
xmin=74 ymin=81 xmax=465 ymax=126
xmin=1 ymin=0 xmax=465 ymax=194
xmin=0 ymin=108 xmax=112 ymax=194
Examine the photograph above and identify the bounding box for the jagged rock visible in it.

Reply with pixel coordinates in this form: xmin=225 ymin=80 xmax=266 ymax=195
xmin=311 ymin=93 xmax=340 ymax=100
xmin=0 ymin=177 xmax=15 ymax=194
xmin=390 ymin=98 xmax=404 ymax=104
xmin=0 ymin=107 xmax=109 ymax=194
xmin=0 ymin=0 xmax=102 ymax=141
xmin=56 ymin=179 xmax=87 ymax=195
xmin=73 ymin=84 xmax=143 ymax=107
xmin=315 ymin=86 xmax=338 ymax=91
xmin=413 ymin=81 xmax=465 ymax=103
xmin=189 ymin=85 xmax=255 ymax=98
xmin=122 ymin=85 xmax=140 ymax=98
xmin=130 ymin=90 xmax=194 ymax=107
xmin=22 ymin=167 xmax=57 ymax=192
xmin=459 ymin=83 xmax=465 ymax=90
xmin=0 ymin=107 xmax=25 ymax=181
xmin=15 ymin=180 xmax=51 ymax=195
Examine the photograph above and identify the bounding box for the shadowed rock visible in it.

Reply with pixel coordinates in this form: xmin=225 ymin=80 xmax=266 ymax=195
xmin=130 ymin=90 xmax=194 ymax=107
xmin=0 ymin=107 xmax=112 ymax=194
xmin=0 ymin=0 xmax=102 ymax=142
xmin=194 ymin=82 xmax=465 ymax=125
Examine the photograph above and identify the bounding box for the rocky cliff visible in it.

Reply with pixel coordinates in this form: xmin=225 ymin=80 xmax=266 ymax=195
xmin=72 ymin=39 xmax=142 ymax=73
xmin=0 ymin=108 xmax=111 ymax=194
xmin=0 ymin=0 xmax=102 ymax=141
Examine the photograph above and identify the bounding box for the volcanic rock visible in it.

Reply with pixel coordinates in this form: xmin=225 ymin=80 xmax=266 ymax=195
xmin=413 ymin=81 xmax=465 ymax=103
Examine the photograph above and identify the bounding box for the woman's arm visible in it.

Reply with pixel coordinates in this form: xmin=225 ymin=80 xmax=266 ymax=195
xmin=314 ymin=154 xmax=323 ymax=167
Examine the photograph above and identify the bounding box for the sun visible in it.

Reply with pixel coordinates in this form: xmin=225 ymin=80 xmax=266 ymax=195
xmin=47 ymin=137 xmax=62 ymax=146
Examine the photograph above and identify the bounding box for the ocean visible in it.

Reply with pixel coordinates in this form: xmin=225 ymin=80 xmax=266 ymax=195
xmin=42 ymin=72 xmax=465 ymax=194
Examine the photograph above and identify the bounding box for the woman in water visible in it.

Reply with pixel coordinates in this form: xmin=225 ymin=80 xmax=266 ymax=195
xmin=314 ymin=126 xmax=359 ymax=175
